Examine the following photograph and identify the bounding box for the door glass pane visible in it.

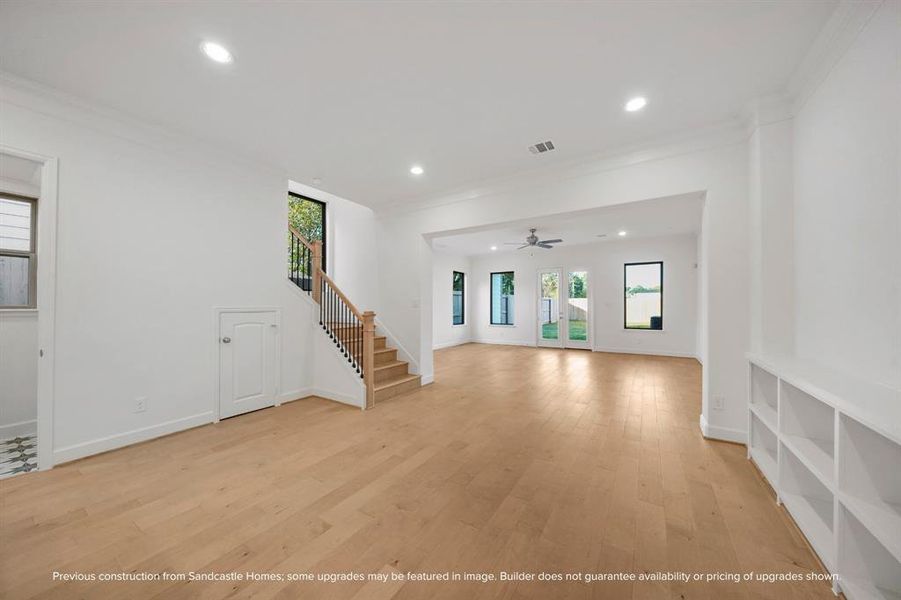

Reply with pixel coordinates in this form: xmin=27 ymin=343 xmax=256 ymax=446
xmin=0 ymin=198 xmax=32 ymax=251
xmin=0 ymin=255 xmax=30 ymax=306
xmin=567 ymin=271 xmax=588 ymax=341
xmin=540 ymin=271 xmax=559 ymax=340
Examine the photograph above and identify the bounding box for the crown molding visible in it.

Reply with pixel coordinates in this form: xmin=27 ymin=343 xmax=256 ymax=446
xmin=0 ymin=70 xmax=284 ymax=180
xmin=375 ymin=118 xmax=748 ymax=217
xmin=786 ymin=0 xmax=882 ymax=114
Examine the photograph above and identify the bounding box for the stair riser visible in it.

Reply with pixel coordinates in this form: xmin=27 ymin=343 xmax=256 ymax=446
xmin=374 ymin=350 xmax=397 ymax=366
xmin=374 ymin=376 xmax=421 ymax=402
xmin=375 ymin=362 xmax=408 ymax=383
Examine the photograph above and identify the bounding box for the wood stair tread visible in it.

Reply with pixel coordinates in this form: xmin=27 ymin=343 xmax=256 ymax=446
xmin=374 ymin=373 xmax=421 ymax=391
xmin=374 ymin=360 xmax=407 ymax=371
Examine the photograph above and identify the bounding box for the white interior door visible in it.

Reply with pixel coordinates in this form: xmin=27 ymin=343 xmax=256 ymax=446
xmin=564 ymin=270 xmax=590 ymax=349
xmin=537 ymin=269 xmax=563 ymax=347
xmin=219 ymin=311 xmax=278 ymax=419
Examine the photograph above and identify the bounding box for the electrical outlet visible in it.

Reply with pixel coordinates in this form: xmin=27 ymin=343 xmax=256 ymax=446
xmin=135 ymin=397 xmax=148 ymax=413
xmin=713 ymin=396 xmax=725 ymax=410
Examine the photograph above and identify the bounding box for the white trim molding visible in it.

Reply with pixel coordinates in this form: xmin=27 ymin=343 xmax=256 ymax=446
xmin=53 ymin=411 xmax=214 ymax=465
xmin=699 ymin=413 xmax=747 ymax=445
xmin=433 ymin=339 xmax=472 ymax=350
xmin=787 ymin=0 xmax=883 ymax=114
xmin=592 ymin=347 xmax=698 ymax=359
xmin=0 ymin=419 xmax=37 ymax=439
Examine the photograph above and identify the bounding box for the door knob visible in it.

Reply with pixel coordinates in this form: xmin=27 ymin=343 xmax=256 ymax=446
xmin=221 ymin=337 xmax=231 ymax=344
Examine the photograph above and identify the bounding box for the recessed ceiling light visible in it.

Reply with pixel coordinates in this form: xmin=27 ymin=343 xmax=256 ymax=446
xmin=410 ymin=165 xmax=424 ymax=175
xmin=624 ymin=97 xmax=647 ymax=112
xmin=490 ymin=246 xmax=497 ymax=251
xmin=201 ymin=41 xmax=233 ymax=64
xmin=618 ymin=230 xmax=628 ymax=236
xmin=312 ymin=177 xmax=322 ymax=185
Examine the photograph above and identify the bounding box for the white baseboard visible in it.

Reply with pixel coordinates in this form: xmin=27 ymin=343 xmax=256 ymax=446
xmin=277 ymin=388 xmax=313 ymax=405
xmin=699 ymin=414 xmax=747 ymax=444
xmin=307 ymin=387 xmax=364 ymax=409
xmin=53 ymin=411 xmax=214 ymax=465
xmin=592 ymin=346 xmax=698 ymax=359
xmin=471 ymin=339 xmax=534 ymax=347
xmin=0 ymin=419 xmax=37 ymax=439
xmin=432 ymin=339 xmax=471 ymax=350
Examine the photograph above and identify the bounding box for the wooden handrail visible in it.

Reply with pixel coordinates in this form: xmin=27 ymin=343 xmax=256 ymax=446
xmin=317 ymin=268 xmax=364 ymax=320
xmin=289 ymin=225 xmax=315 ymax=251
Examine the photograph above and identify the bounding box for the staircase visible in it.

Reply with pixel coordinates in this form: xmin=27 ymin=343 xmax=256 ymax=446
xmin=289 ymin=226 xmax=421 ymax=408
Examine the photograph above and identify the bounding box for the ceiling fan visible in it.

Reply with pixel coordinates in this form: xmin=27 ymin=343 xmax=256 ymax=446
xmin=505 ymin=228 xmax=563 ymax=250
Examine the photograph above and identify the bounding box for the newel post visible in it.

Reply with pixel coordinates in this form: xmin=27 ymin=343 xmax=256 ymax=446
xmin=362 ymin=311 xmax=376 ymax=410
xmin=311 ymin=240 xmax=323 ymax=304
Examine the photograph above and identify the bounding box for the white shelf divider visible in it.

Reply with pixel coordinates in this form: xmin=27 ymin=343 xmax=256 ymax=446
xmin=746 ymin=352 xmax=901 ymax=598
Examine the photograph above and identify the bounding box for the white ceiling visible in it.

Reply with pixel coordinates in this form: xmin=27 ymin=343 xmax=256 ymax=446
xmin=431 ymin=193 xmax=704 ymax=257
xmin=0 ymin=1 xmax=836 ymax=207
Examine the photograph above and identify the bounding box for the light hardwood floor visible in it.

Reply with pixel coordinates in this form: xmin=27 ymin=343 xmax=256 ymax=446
xmin=1 ymin=344 xmax=833 ymax=599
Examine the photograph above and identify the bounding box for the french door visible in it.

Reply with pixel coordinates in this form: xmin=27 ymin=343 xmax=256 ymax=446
xmin=537 ymin=268 xmax=590 ymax=349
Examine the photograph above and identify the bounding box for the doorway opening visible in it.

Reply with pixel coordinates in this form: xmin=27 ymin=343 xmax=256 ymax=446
xmin=0 ymin=148 xmax=58 ymax=475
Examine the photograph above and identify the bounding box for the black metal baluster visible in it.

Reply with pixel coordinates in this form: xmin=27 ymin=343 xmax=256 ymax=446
xmin=344 ymin=305 xmax=350 ymax=360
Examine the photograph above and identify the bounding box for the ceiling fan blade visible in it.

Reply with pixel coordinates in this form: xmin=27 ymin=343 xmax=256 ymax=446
xmin=504 ymin=242 xmax=524 ymax=245
xmin=538 ymin=239 xmax=562 ymax=244
xmin=517 ymin=244 xmax=530 ymax=250
xmin=537 ymin=243 xmax=553 ymax=249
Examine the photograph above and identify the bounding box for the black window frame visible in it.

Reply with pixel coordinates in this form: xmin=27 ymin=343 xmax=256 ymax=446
xmin=624 ymin=261 xmax=663 ymax=330
xmin=452 ymin=271 xmax=465 ymax=325
xmin=288 ymin=191 xmax=327 ymax=272
xmin=490 ymin=271 xmax=515 ymax=326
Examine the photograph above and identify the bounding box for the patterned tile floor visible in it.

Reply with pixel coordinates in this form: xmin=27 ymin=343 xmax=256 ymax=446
xmin=0 ymin=434 xmax=38 ymax=480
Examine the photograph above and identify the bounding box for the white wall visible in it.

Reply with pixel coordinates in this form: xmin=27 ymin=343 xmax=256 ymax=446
xmin=792 ymin=0 xmax=900 ymax=389
xmin=0 ymin=84 xmax=319 ymax=462
xmin=431 ymin=252 xmax=472 ymax=349
xmin=749 ymin=115 xmax=795 ymax=357
xmin=466 ymin=235 xmax=698 ymax=357
xmin=377 ymin=136 xmax=750 ymax=441
xmin=0 ymin=311 xmax=38 ymax=438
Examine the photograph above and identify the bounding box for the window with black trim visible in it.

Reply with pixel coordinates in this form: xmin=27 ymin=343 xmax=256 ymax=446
xmin=288 ymin=192 xmax=326 ymax=271
xmin=490 ymin=271 xmax=514 ymax=325
xmin=0 ymin=194 xmax=37 ymax=308
xmin=452 ymin=271 xmax=464 ymax=325
xmin=624 ymin=262 xmax=663 ymax=330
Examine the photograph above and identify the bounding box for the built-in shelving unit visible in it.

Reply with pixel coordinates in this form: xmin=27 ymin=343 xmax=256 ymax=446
xmin=747 ymin=353 xmax=901 ymax=599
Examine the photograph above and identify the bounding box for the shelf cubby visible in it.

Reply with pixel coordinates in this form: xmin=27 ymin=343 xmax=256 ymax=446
xmin=780 ymin=441 xmax=835 ymax=569
xmin=750 ymin=412 xmax=778 ymax=484
xmin=837 ymin=506 xmax=901 ymax=600
xmin=780 ymin=380 xmax=835 ymax=487
xmin=750 ymin=363 xmax=779 ymax=431
xmin=839 ymin=414 xmax=901 ymax=564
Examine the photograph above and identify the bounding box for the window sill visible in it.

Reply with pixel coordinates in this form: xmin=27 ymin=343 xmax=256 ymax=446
xmin=0 ymin=308 xmax=38 ymax=315
xmin=452 ymin=323 xmax=467 ymax=328
xmin=624 ymin=328 xmax=665 ymax=333
xmin=489 ymin=324 xmax=516 ymax=328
